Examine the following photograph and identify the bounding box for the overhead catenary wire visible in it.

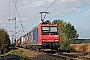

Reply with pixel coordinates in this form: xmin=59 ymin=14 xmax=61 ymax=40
xmin=10 ymin=0 xmax=90 ymax=39
xmin=25 ymin=0 xmax=51 ymax=32
xmin=60 ymin=1 xmax=90 ymax=19
xmin=8 ymin=0 xmax=11 ymax=34
xmin=13 ymin=0 xmax=24 ymax=28
xmin=26 ymin=17 xmax=40 ymax=31
xmin=23 ymin=0 xmax=89 ymax=35
xmin=26 ymin=0 xmax=57 ymax=31
xmin=32 ymin=0 xmax=50 ymax=19
xmin=26 ymin=0 xmax=49 ymax=25
xmin=50 ymin=0 xmax=76 ymax=19
xmin=8 ymin=0 xmax=14 ymax=34
xmin=40 ymin=0 xmax=49 ymax=11
xmin=13 ymin=0 xmax=25 ymax=39
xmin=61 ymin=7 xmax=90 ymax=28
xmin=28 ymin=0 xmax=50 ymax=23
xmin=30 ymin=0 xmax=49 ymax=21
xmin=63 ymin=8 xmax=89 ymax=19
xmin=27 ymin=0 xmax=56 ymax=28
xmin=8 ymin=0 xmax=15 ymax=43
xmin=45 ymin=0 xmax=57 ymax=11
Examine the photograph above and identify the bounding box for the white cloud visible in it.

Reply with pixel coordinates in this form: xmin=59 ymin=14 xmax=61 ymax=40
xmin=0 ymin=19 xmax=10 ymax=27
xmin=22 ymin=0 xmax=30 ymax=5
xmin=21 ymin=0 xmax=44 ymax=8
xmin=0 ymin=20 xmax=3 ymax=23
xmin=0 ymin=20 xmax=6 ymax=26
xmin=0 ymin=0 xmax=90 ymax=39
xmin=30 ymin=1 xmax=44 ymax=7
xmin=0 ymin=23 xmax=6 ymax=26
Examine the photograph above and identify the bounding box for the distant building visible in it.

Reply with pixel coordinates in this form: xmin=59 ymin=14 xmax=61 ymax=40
xmin=74 ymin=39 xmax=90 ymax=44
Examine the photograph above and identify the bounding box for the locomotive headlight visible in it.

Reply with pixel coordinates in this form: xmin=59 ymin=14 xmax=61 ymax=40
xmin=55 ymin=40 xmax=58 ymax=41
xmin=43 ymin=39 xmax=46 ymax=41
xmin=43 ymin=40 xmax=45 ymax=41
xmin=54 ymin=35 xmax=58 ymax=37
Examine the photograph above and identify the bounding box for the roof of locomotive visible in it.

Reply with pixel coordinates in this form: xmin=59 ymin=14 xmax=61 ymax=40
xmin=28 ymin=23 xmax=58 ymax=33
xmin=36 ymin=24 xmax=58 ymax=27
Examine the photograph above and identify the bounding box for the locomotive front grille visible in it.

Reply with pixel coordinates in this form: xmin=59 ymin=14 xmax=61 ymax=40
xmin=42 ymin=42 xmax=60 ymax=49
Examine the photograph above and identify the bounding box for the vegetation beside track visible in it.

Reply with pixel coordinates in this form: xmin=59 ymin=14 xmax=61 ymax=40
xmin=0 ymin=49 xmax=31 ymax=60
xmin=52 ymin=19 xmax=78 ymax=50
xmin=70 ymin=43 xmax=90 ymax=52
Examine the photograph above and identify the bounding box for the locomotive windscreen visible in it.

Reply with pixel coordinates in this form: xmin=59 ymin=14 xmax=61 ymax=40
xmin=41 ymin=26 xmax=58 ymax=35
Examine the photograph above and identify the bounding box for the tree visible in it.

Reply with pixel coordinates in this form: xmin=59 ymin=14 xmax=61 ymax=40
xmin=0 ymin=28 xmax=10 ymax=54
xmin=52 ymin=19 xmax=79 ymax=50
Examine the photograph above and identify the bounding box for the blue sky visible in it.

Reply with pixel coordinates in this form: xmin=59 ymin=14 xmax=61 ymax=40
xmin=0 ymin=0 xmax=90 ymax=40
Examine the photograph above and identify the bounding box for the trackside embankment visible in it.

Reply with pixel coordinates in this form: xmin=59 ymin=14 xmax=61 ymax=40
xmin=70 ymin=44 xmax=90 ymax=52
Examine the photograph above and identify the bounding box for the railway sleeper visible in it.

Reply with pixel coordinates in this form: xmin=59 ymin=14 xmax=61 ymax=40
xmin=59 ymin=54 xmax=78 ymax=58
xmin=51 ymin=54 xmax=77 ymax=60
xmin=52 ymin=53 xmax=90 ymax=60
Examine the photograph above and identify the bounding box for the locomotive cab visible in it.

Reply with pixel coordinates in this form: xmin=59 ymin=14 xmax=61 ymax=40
xmin=41 ymin=25 xmax=60 ymax=51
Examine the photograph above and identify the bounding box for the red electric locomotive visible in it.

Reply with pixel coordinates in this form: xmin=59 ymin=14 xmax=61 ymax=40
xmin=17 ymin=20 xmax=60 ymax=51
xmin=27 ymin=21 xmax=60 ymax=51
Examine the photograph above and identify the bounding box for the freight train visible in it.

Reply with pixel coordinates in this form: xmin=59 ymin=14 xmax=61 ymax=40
xmin=16 ymin=21 xmax=60 ymax=51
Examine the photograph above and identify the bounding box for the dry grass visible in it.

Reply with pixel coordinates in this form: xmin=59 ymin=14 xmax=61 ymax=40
xmin=70 ymin=43 xmax=90 ymax=52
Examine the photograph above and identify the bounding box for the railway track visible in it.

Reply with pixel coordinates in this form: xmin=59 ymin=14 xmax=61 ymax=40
xmin=45 ymin=51 xmax=90 ymax=60
xmin=17 ymin=48 xmax=90 ymax=60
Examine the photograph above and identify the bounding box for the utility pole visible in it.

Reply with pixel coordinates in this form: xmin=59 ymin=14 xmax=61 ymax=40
xmin=8 ymin=17 xmax=16 ymax=44
xmin=40 ymin=12 xmax=49 ymax=22
xmin=11 ymin=35 xmax=14 ymax=44
xmin=9 ymin=31 xmax=14 ymax=44
xmin=14 ymin=17 xmax=16 ymax=41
